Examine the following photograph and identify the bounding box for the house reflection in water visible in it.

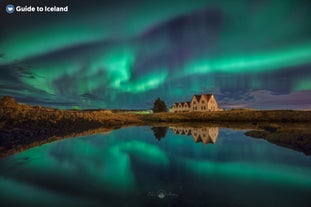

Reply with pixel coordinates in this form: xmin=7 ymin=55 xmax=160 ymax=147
xmin=170 ymin=127 xmax=219 ymax=144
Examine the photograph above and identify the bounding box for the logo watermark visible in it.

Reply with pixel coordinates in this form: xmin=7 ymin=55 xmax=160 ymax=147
xmin=6 ymin=5 xmax=15 ymax=14
xmin=147 ymin=189 xmax=179 ymax=199
xmin=5 ymin=5 xmax=69 ymax=14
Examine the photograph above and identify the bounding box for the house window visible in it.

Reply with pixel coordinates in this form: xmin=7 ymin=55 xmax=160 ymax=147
xmin=194 ymin=101 xmax=196 ymax=104
xmin=202 ymin=101 xmax=204 ymax=104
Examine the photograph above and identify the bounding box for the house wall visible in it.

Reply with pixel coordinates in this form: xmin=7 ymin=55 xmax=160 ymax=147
xmin=197 ymin=95 xmax=209 ymax=111
xmin=169 ymin=108 xmax=175 ymax=112
xmin=169 ymin=104 xmax=178 ymax=113
xmin=190 ymin=96 xmax=200 ymax=111
xmin=207 ymin=96 xmax=218 ymax=111
xmin=182 ymin=103 xmax=191 ymax=112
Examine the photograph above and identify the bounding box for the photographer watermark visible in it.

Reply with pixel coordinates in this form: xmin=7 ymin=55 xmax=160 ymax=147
xmin=147 ymin=189 xmax=179 ymax=199
xmin=5 ymin=4 xmax=69 ymax=14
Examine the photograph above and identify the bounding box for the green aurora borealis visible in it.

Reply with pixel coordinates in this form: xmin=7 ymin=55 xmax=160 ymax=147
xmin=0 ymin=0 xmax=311 ymax=109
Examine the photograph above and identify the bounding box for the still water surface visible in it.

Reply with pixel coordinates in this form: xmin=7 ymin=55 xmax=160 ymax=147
xmin=0 ymin=126 xmax=311 ymax=207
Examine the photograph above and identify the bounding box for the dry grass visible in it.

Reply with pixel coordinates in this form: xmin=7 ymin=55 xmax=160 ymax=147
xmin=136 ymin=110 xmax=311 ymax=123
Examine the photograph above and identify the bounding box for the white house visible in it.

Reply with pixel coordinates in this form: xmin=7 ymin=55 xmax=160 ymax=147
xmin=169 ymin=93 xmax=220 ymax=112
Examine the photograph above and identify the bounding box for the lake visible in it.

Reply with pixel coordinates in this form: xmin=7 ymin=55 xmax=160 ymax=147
xmin=0 ymin=126 xmax=311 ymax=207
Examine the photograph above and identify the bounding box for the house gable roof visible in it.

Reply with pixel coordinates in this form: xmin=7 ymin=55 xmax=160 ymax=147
xmin=200 ymin=94 xmax=213 ymax=103
xmin=191 ymin=94 xmax=201 ymax=103
xmin=183 ymin=101 xmax=191 ymax=107
xmin=191 ymin=93 xmax=214 ymax=103
xmin=172 ymin=103 xmax=178 ymax=108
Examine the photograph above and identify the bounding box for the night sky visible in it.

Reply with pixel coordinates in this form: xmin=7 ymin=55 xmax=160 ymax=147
xmin=0 ymin=0 xmax=311 ymax=109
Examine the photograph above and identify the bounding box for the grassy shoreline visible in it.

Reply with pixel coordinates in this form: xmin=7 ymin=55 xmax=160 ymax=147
xmin=1 ymin=96 xmax=311 ymax=158
xmin=136 ymin=110 xmax=311 ymax=123
xmin=2 ymin=96 xmax=310 ymax=126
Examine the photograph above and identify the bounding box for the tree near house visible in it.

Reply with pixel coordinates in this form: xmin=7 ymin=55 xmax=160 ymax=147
xmin=152 ymin=97 xmax=167 ymax=113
